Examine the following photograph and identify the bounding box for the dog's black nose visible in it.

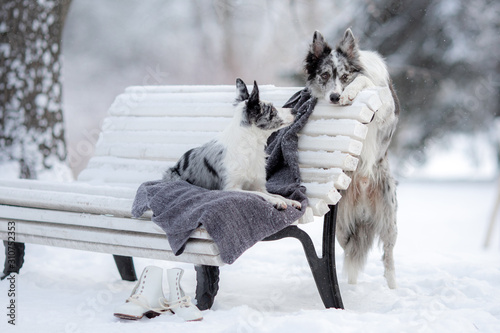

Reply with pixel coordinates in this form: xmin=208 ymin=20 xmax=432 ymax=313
xmin=329 ymin=93 xmax=340 ymax=104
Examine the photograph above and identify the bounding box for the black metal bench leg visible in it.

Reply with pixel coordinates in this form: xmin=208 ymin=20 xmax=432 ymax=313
xmin=318 ymin=205 xmax=343 ymax=309
xmin=112 ymin=255 xmax=137 ymax=281
xmin=1 ymin=241 xmax=25 ymax=280
xmin=195 ymin=265 xmax=220 ymax=310
xmin=263 ymin=205 xmax=343 ymax=309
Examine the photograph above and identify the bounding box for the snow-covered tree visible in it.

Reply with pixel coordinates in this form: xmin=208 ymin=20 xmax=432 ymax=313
xmin=1 ymin=0 xmax=72 ymax=181
xmin=318 ymin=0 xmax=500 ymax=167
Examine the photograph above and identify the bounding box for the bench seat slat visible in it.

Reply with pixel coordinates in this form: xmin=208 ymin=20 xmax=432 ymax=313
xmin=0 ymin=205 xmax=214 ymax=239
xmin=0 ymin=232 xmax=224 ymax=266
xmin=0 ymin=188 xmax=135 ymax=217
xmin=78 ymin=166 xmax=352 ymax=194
xmin=0 ymin=182 xmax=334 ymax=218
xmin=0 ymin=179 xmax=136 ymax=198
xmin=6 ymin=219 xmax=219 ymax=255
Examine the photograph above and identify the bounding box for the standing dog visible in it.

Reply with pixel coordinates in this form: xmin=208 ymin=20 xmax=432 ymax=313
xmin=304 ymin=29 xmax=400 ymax=288
xmin=163 ymin=78 xmax=301 ymax=210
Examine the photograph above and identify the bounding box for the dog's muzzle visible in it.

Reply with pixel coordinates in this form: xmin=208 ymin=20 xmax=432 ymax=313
xmin=329 ymin=93 xmax=340 ymax=104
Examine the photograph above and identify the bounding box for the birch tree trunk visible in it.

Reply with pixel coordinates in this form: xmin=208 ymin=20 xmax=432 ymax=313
xmin=0 ymin=0 xmax=72 ymax=180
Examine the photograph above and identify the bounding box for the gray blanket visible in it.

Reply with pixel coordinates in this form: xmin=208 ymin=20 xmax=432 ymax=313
xmin=132 ymin=88 xmax=317 ymax=264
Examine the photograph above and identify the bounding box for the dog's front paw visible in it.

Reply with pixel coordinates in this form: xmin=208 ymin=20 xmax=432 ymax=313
xmin=266 ymin=197 xmax=287 ymax=210
xmin=286 ymin=199 xmax=302 ymax=210
xmin=265 ymin=194 xmax=301 ymax=210
xmin=273 ymin=201 xmax=287 ymax=210
xmin=339 ymin=88 xmax=358 ymax=105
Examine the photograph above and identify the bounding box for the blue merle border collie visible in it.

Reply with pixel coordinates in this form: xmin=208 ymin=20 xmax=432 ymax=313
xmin=163 ymin=78 xmax=301 ymax=210
xmin=305 ymin=29 xmax=400 ymax=289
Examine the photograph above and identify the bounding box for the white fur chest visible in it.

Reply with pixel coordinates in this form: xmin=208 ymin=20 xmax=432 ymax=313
xmin=218 ymin=114 xmax=270 ymax=191
xmin=357 ymin=121 xmax=379 ymax=178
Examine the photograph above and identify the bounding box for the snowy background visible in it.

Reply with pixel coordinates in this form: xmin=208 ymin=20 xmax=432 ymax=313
xmin=60 ymin=0 xmax=500 ymax=176
xmin=2 ymin=0 xmax=500 ymax=332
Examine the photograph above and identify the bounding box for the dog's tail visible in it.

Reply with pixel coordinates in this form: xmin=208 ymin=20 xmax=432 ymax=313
xmin=343 ymin=223 xmax=376 ymax=284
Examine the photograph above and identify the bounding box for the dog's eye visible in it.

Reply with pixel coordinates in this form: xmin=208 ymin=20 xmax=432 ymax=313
xmin=320 ymin=72 xmax=330 ymax=80
xmin=341 ymin=74 xmax=349 ymax=82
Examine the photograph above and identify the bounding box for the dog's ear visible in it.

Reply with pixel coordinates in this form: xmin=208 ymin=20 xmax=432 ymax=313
xmin=337 ymin=28 xmax=359 ymax=60
xmin=235 ymin=78 xmax=250 ymax=103
xmin=305 ymin=31 xmax=332 ymax=79
xmin=310 ymin=31 xmax=330 ymax=58
xmin=247 ymin=80 xmax=260 ymax=111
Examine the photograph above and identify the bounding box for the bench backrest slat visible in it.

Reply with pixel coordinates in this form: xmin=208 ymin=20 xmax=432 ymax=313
xmin=78 ymin=85 xmax=375 ymax=220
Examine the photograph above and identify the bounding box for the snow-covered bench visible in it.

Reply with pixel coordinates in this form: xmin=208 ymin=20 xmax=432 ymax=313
xmin=0 ymin=85 xmax=382 ymax=310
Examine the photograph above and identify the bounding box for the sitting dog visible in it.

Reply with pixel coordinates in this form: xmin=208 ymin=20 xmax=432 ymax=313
xmin=163 ymin=78 xmax=301 ymax=210
xmin=304 ymin=29 xmax=400 ymax=288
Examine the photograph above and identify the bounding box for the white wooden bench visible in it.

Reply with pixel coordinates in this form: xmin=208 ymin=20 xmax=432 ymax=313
xmin=0 ymin=85 xmax=383 ymax=310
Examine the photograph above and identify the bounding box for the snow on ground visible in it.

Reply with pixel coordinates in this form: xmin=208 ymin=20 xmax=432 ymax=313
xmin=1 ymin=180 xmax=500 ymax=333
